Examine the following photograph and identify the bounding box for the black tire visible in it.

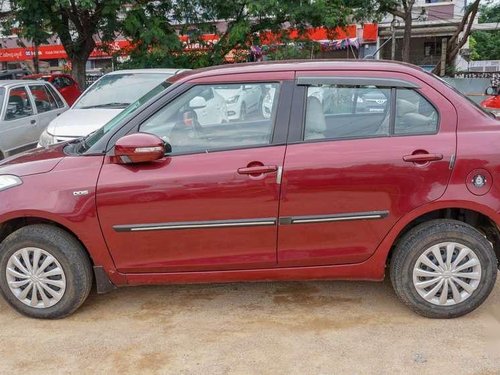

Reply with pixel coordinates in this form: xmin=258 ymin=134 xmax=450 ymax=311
xmin=0 ymin=224 xmax=93 ymax=319
xmin=390 ymin=219 xmax=497 ymax=318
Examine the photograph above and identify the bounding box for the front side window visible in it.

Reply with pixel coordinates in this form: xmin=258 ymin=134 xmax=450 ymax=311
xmin=4 ymin=87 xmax=34 ymax=120
xmin=29 ymin=85 xmax=58 ymax=113
xmin=305 ymin=85 xmax=391 ymax=140
xmin=140 ymin=83 xmax=280 ymax=155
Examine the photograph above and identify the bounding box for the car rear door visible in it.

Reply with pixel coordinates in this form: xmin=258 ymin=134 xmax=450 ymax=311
xmin=277 ymin=70 xmax=457 ymax=267
xmin=96 ymin=73 xmax=293 ymax=273
xmin=27 ymin=83 xmax=67 ymax=135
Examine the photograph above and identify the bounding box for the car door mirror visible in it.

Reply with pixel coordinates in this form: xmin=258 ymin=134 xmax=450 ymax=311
xmin=189 ymin=96 xmax=207 ymax=109
xmin=114 ymin=133 xmax=166 ymax=164
xmin=485 ymin=86 xmax=497 ymax=96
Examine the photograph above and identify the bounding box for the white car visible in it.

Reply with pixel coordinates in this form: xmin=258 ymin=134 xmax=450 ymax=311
xmin=39 ymin=68 xmax=187 ymax=146
xmin=214 ymin=84 xmax=262 ymax=120
xmin=191 ymin=87 xmax=228 ymax=125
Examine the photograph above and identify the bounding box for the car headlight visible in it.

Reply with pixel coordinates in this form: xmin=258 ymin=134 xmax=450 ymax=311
xmin=0 ymin=175 xmax=22 ymax=192
xmin=226 ymin=95 xmax=240 ymax=104
xmin=39 ymin=130 xmax=57 ymax=147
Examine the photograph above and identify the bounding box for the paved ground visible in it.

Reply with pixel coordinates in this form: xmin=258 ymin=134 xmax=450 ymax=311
xmin=0 ymin=276 xmax=499 ymax=374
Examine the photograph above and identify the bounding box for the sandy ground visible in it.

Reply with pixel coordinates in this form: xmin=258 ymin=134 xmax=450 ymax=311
xmin=0 ymin=276 xmax=499 ymax=375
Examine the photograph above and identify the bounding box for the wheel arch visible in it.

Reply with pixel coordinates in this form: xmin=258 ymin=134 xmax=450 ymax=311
xmin=0 ymin=216 xmax=96 ymax=265
xmin=0 ymin=216 xmax=121 ymax=293
xmin=386 ymin=206 xmax=500 ymax=268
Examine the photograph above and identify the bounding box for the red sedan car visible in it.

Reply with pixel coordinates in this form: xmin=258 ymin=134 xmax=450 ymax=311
xmin=23 ymin=73 xmax=81 ymax=106
xmin=0 ymin=61 xmax=499 ymax=319
xmin=481 ymin=86 xmax=500 ymax=116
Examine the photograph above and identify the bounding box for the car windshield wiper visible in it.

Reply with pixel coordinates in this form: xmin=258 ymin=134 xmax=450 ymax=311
xmin=79 ymin=102 xmax=130 ymax=109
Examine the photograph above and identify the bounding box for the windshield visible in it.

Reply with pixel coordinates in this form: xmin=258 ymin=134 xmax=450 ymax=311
xmin=74 ymin=81 xmax=172 ymax=154
xmin=74 ymin=72 xmax=172 ymax=109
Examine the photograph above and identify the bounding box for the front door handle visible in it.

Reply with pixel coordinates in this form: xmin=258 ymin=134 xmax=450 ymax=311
xmin=30 ymin=119 xmax=36 ymax=125
xmin=238 ymin=165 xmax=278 ymax=175
xmin=403 ymin=153 xmax=443 ymax=163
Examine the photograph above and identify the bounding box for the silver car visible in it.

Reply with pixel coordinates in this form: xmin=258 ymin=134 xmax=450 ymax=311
xmin=39 ymin=68 xmax=187 ymax=146
xmin=0 ymin=80 xmax=68 ymax=160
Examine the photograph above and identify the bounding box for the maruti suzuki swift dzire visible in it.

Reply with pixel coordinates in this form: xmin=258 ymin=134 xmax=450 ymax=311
xmin=0 ymin=60 xmax=499 ymax=319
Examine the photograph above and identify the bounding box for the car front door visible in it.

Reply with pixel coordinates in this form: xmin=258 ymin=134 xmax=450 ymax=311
xmin=96 ymin=77 xmax=292 ymax=273
xmin=277 ymin=71 xmax=457 ymax=267
xmin=0 ymin=85 xmax=39 ymax=156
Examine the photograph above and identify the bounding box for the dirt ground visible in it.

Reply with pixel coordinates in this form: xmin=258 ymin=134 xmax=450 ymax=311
xmin=0 ymin=276 xmax=499 ymax=375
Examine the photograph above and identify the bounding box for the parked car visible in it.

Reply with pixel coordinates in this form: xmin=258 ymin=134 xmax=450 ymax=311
xmin=23 ymin=73 xmax=81 ymax=106
xmin=214 ymin=84 xmax=262 ymax=120
xmin=0 ymin=69 xmax=32 ymax=80
xmin=1 ymin=60 xmax=499 ymax=319
xmin=189 ymin=86 xmax=228 ymax=125
xmin=481 ymin=86 xmax=500 ymax=116
xmin=38 ymin=69 xmax=187 ymax=147
xmin=0 ymin=80 xmax=68 ymax=160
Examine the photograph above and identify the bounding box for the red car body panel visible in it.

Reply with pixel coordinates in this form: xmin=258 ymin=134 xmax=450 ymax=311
xmin=1 ymin=61 xmax=499 ymax=288
xmin=97 ymin=147 xmax=285 ymax=273
xmin=481 ymin=95 xmax=500 ymax=112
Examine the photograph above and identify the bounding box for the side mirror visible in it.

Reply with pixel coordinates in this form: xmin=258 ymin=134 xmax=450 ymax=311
xmin=189 ymin=96 xmax=207 ymax=109
xmin=485 ymin=86 xmax=497 ymax=96
xmin=114 ymin=133 xmax=166 ymax=164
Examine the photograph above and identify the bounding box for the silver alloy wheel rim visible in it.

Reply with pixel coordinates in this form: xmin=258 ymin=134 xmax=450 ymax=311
xmin=6 ymin=247 xmax=66 ymax=309
xmin=413 ymin=242 xmax=482 ymax=306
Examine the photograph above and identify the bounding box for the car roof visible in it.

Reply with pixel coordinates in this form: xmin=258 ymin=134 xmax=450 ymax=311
xmin=169 ymin=59 xmax=426 ymax=83
xmin=0 ymin=80 xmax=50 ymax=87
xmin=105 ymin=68 xmax=188 ymax=76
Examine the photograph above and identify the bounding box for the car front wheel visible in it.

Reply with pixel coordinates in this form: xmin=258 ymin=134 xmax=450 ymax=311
xmin=0 ymin=224 xmax=93 ymax=319
xmin=390 ymin=219 xmax=497 ymax=318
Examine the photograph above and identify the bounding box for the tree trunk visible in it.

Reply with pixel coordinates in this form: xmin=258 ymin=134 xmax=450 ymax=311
xmin=33 ymin=42 xmax=40 ymax=74
xmin=432 ymin=0 xmax=480 ymax=75
xmin=71 ymin=57 xmax=87 ymax=89
xmin=401 ymin=12 xmax=413 ymax=62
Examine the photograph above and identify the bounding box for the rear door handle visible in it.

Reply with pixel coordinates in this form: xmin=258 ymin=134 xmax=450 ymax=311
xmin=30 ymin=119 xmax=36 ymax=125
xmin=238 ymin=165 xmax=278 ymax=175
xmin=403 ymin=153 xmax=443 ymax=163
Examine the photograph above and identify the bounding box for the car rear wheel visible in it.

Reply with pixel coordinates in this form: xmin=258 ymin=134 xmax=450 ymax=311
xmin=390 ymin=219 xmax=497 ymax=318
xmin=0 ymin=224 xmax=92 ymax=319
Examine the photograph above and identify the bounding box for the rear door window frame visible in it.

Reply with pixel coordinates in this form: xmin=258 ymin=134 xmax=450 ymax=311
xmin=289 ymin=75 xmax=441 ymax=144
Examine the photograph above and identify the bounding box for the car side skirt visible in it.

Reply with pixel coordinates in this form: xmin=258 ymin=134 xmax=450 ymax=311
xmin=122 ymin=259 xmax=385 ymax=286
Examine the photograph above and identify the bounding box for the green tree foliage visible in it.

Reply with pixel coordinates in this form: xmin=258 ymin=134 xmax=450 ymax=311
xmin=10 ymin=0 xmax=127 ymax=87
xmin=470 ymin=1 xmax=500 ymax=60
xmin=120 ymin=0 xmax=375 ymax=69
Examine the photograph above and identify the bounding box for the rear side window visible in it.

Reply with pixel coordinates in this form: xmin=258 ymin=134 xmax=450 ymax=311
xmin=45 ymin=84 xmax=65 ymax=108
xmin=304 ymin=85 xmax=391 ymax=140
xmin=29 ymin=85 xmax=58 ymax=113
xmin=395 ymin=89 xmax=438 ymax=135
xmin=304 ymin=84 xmax=439 ymax=141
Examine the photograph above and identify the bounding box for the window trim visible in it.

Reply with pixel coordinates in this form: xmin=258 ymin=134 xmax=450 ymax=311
xmin=297 ymin=77 xmax=420 ymax=89
xmin=290 ymin=82 xmax=441 ymax=144
xmin=122 ymin=80 xmax=291 ymax=157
